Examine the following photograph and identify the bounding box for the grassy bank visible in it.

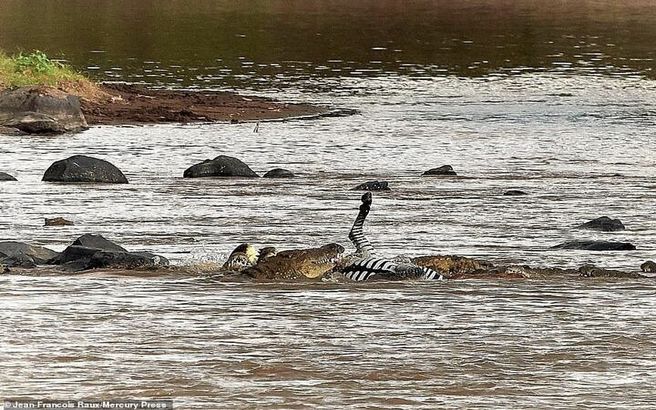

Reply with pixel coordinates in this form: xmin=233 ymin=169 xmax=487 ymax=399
xmin=0 ymin=50 xmax=92 ymax=90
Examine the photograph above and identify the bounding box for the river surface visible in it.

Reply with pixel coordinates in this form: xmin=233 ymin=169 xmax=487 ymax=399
xmin=1 ymin=1 xmax=656 ymax=408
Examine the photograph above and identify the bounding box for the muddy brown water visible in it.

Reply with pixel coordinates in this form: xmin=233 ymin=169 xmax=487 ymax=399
xmin=1 ymin=1 xmax=656 ymax=408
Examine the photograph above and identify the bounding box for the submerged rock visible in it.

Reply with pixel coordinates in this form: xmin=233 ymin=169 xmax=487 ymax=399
xmin=0 ymin=241 xmax=60 ymax=267
xmin=263 ymin=168 xmax=295 ymax=178
xmin=183 ymin=155 xmax=259 ymax=178
xmin=70 ymin=233 xmax=127 ymax=252
xmin=551 ymin=240 xmax=636 ymax=251
xmin=0 ymin=172 xmax=17 ymax=181
xmin=503 ymin=190 xmax=528 ymax=196
xmin=51 ymin=234 xmax=168 ymax=271
xmin=87 ymin=250 xmax=167 ymax=271
xmin=641 ymin=261 xmax=656 ymax=273
xmin=44 ymin=217 xmax=74 ymax=227
xmin=43 ymin=155 xmax=128 ymax=183
xmin=577 ymin=216 xmax=625 ymax=232
xmin=352 ymin=180 xmax=391 ymax=191
xmin=422 ymin=165 xmax=457 ymax=176
xmin=0 ymin=86 xmax=88 ymax=134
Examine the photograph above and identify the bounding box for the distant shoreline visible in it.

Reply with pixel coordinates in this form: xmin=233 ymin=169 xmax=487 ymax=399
xmin=1 ymin=50 xmax=340 ymax=131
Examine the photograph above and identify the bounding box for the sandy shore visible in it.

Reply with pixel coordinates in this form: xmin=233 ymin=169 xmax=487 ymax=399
xmin=80 ymin=83 xmax=329 ymax=125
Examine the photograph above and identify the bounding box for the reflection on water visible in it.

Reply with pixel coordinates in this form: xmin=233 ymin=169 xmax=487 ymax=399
xmin=2 ymin=1 xmax=656 ymax=408
xmin=1 ymin=0 xmax=656 ymax=88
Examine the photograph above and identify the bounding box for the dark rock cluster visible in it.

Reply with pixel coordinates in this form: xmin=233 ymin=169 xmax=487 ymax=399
xmin=0 ymin=234 xmax=168 ymax=272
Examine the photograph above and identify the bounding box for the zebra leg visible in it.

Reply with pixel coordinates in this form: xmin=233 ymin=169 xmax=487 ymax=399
xmin=348 ymin=192 xmax=375 ymax=257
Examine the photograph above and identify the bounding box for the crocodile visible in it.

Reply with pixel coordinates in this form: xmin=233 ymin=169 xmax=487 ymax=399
xmin=216 ymin=193 xmax=442 ymax=282
xmin=240 ymin=243 xmax=345 ymax=281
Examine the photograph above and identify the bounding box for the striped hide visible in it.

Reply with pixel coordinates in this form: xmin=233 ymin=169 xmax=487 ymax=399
xmin=348 ymin=192 xmax=375 ymax=257
xmin=341 ymin=257 xmax=444 ymax=281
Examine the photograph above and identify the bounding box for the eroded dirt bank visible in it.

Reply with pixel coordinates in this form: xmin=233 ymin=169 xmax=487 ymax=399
xmin=80 ymin=83 xmax=328 ymax=125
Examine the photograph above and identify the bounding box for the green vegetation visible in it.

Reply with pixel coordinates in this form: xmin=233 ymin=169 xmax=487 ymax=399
xmin=0 ymin=50 xmax=90 ymax=89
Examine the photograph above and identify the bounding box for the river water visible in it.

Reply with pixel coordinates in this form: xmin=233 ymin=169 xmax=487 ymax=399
xmin=1 ymin=1 xmax=656 ymax=408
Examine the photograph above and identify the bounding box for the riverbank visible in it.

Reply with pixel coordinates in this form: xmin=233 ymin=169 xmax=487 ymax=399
xmin=1 ymin=51 xmax=336 ymax=131
xmin=79 ymin=83 xmax=328 ymax=125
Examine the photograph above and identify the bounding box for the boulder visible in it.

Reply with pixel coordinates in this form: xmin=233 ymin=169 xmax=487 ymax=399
xmin=0 ymin=241 xmax=60 ymax=266
xmin=51 ymin=234 xmax=168 ymax=271
xmin=0 ymin=172 xmax=17 ymax=181
xmin=42 ymin=155 xmax=128 ymax=183
xmin=577 ymin=216 xmax=625 ymax=232
xmin=422 ymin=165 xmax=457 ymax=176
xmin=640 ymin=261 xmax=656 ymax=273
xmin=0 ymin=252 xmax=36 ymax=268
xmin=0 ymin=86 xmax=88 ymax=134
xmin=263 ymin=168 xmax=295 ymax=178
xmin=87 ymin=250 xmax=167 ymax=270
xmin=68 ymin=234 xmax=127 ymax=254
xmin=45 ymin=217 xmax=74 ymax=226
xmin=551 ymin=241 xmax=636 ymax=251
xmin=352 ymin=180 xmax=391 ymax=191
xmin=183 ymin=155 xmax=258 ymax=178
xmin=50 ymin=234 xmax=128 ymax=265
xmin=503 ymin=190 xmax=528 ymax=196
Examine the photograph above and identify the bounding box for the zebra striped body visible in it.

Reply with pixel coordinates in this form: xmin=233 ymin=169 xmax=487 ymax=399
xmin=341 ymin=257 xmax=443 ymax=281
xmin=341 ymin=193 xmax=444 ymax=282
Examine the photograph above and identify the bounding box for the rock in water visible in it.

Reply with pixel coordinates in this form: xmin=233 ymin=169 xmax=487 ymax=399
xmin=0 ymin=172 xmax=17 ymax=181
xmin=503 ymin=190 xmax=528 ymax=196
xmin=51 ymin=234 xmax=168 ymax=271
xmin=0 ymin=86 xmax=88 ymax=134
xmin=0 ymin=241 xmax=60 ymax=267
xmin=577 ymin=216 xmax=625 ymax=232
xmin=45 ymin=217 xmax=74 ymax=226
xmin=183 ymin=155 xmax=259 ymax=178
xmin=70 ymin=233 xmax=128 ymax=253
xmin=43 ymin=155 xmax=128 ymax=183
xmin=640 ymin=261 xmax=656 ymax=273
xmin=552 ymin=241 xmax=636 ymax=251
xmin=263 ymin=168 xmax=295 ymax=178
xmin=352 ymin=180 xmax=391 ymax=191
xmin=422 ymin=165 xmax=457 ymax=176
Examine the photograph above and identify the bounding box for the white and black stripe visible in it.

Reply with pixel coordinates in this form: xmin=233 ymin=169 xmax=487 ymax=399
xmin=341 ymin=257 xmax=396 ymax=281
xmin=348 ymin=192 xmax=375 ymax=257
xmin=341 ymin=257 xmax=444 ymax=281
